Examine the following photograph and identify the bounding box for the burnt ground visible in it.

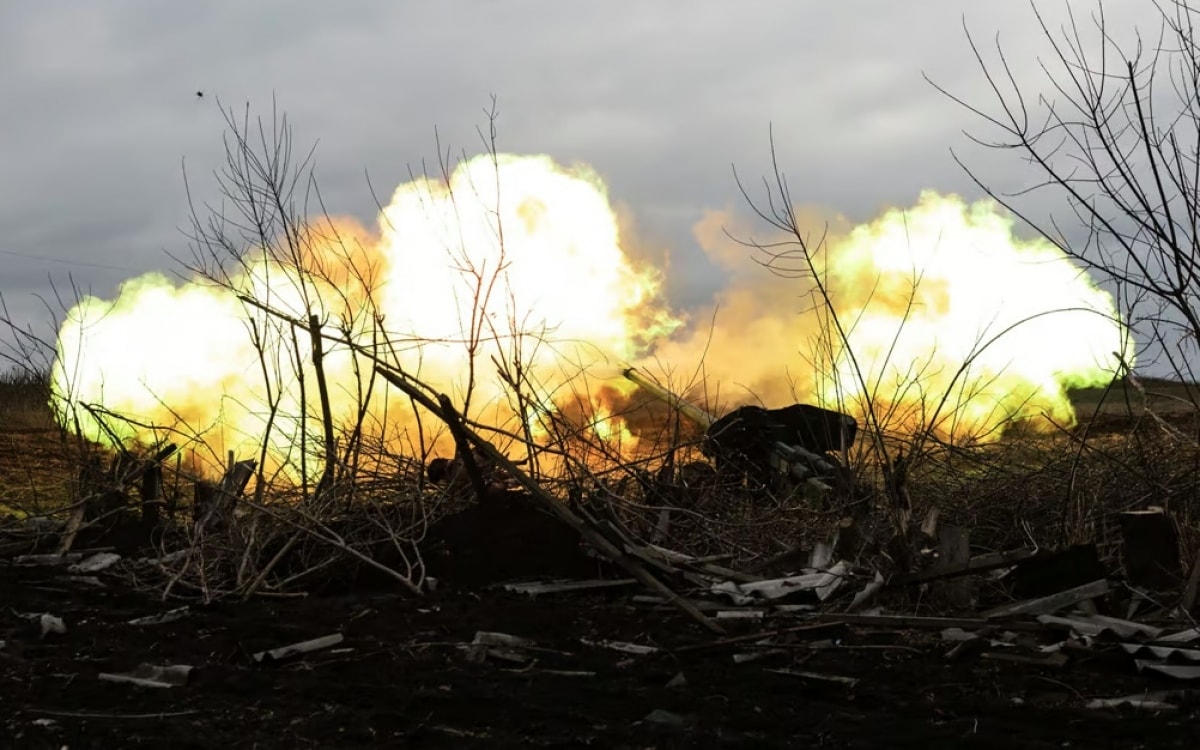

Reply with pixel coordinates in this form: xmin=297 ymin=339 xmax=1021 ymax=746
xmin=2 ymin=505 xmax=1199 ymax=750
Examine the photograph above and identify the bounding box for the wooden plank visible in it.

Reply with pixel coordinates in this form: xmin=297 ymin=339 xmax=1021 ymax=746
xmin=812 ymin=613 xmax=1045 ymax=632
xmin=503 ymin=579 xmax=638 ymax=596
xmin=890 ymin=546 xmax=1039 ymax=586
xmin=983 ymin=579 xmax=1111 ymax=620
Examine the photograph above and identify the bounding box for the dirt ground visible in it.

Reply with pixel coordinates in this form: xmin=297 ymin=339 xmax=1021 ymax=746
xmin=3 ymin=524 xmax=1198 ymax=750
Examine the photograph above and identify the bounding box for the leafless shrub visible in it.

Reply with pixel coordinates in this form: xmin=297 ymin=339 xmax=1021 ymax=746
xmin=930 ymin=0 xmax=1200 ymax=555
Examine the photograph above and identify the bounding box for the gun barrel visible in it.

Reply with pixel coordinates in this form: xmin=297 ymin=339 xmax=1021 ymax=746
xmin=622 ymin=368 xmax=715 ymax=429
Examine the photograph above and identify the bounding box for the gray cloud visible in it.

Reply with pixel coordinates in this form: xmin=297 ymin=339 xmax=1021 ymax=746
xmin=0 ymin=0 xmax=1151 ymax=356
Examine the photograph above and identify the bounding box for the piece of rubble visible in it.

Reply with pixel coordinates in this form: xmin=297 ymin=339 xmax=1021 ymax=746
xmin=983 ymin=579 xmax=1110 ymax=620
xmin=462 ymin=631 xmax=573 ymax=665
xmin=463 ymin=631 xmax=535 ymax=664
xmin=767 ymin=668 xmax=859 ymax=687
xmin=14 ymin=553 xmax=84 ymax=567
xmin=1080 ymin=614 xmax=1162 ymax=639
xmin=473 ymin=631 xmax=535 ymax=648
xmin=642 ymin=709 xmax=688 ymax=730
xmin=1120 ymin=643 xmax=1200 ymax=661
xmin=579 ymin=637 xmax=658 ymax=655
xmin=1087 ymin=691 xmax=1181 ymax=711
xmin=22 ymin=517 xmax=59 ymax=534
xmin=39 ymin=614 xmax=66 ymax=638
xmin=848 ymin=571 xmax=885 ymax=612
xmin=1037 ymin=613 xmax=1163 ymax=640
xmin=712 ymin=561 xmax=848 ymax=605
xmin=733 ymin=649 xmax=787 ymax=663
xmin=136 ymin=550 xmax=188 ymax=566
xmin=68 ymin=552 xmax=121 ymax=573
xmin=666 ymin=672 xmax=687 ymax=689
xmin=98 ymin=663 xmax=193 ymax=689
xmin=252 ymin=633 xmax=344 ymax=663
xmin=940 ymin=627 xmax=979 ymax=643
xmin=127 ymin=607 xmax=190 ymax=626
xmin=773 ymin=604 xmax=818 ymax=613
xmin=982 ymin=651 xmax=1069 ymax=668
xmin=1157 ymin=627 xmax=1200 ymax=644
xmin=502 ymin=579 xmax=637 ymax=597
xmin=1135 ymin=661 xmax=1200 ymax=680
xmin=62 ymin=575 xmax=105 ymax=587
xmin=715 ymin=610 xmax=765 ymax=620
xmin=15 ymin=612 xmax=67 ymax=638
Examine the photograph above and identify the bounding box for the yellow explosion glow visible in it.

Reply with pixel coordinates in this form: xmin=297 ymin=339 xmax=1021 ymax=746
xmin=51 ymin=154 xmax=676 ymax=472
xmin=649 ymin=191 xmax=1131 ymax=443
xmin=51 ymin=157 xmax=1130 ymax=476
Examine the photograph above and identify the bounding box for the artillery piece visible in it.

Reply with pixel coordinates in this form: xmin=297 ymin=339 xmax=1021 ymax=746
xmin=622 ymin=368 xmax=857 ymax=491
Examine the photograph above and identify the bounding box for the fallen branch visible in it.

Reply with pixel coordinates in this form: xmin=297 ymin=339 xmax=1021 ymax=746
xmin=375 ymin=363 xmax=724 ymax=634
xmin=24 ymin=709 xmax=202 ymax=720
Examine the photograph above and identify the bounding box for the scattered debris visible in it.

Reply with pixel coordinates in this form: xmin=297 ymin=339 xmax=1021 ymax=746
xmin=252 ymin=633 xmax=344 ymax=663
xmin=38 ymin=614 xmax=65 ymax=638
xmin=13 ymin=611 xmax=68 ymax=638
xmin=14 ymin=553 xmax=85 ymax=567
xmin=127 ymin=606 xmax=190 ymax=626
xmin=68 ymin=552 xmax=121 ymax=573
xmin=99 ymin=663 xmax=193 ymax=689
xmin=642 ymin=708 xmax=690 ymax=730
xmin=1136 ymin=661 xmax=1200 ymax=680
xmin=715 ymin=609 xmax=766 ymax=620
xmin=501 ymin=578 xmax=637 ymax=597
xmin=463 ymin=631 xmax=536 ymax=664
xmin=580 ymin=637 xmax=659 ymax=656
xmin=460 ymin=631 xmax=577 ymax=665
xmin=1087 ymin=691 xmax=1182 ymax=711
xmin=982 ymin=651 xmax=1069 ymax=668
xmin=767 ymin=668 xmax=860 ymax=688
xmin=983 ymin=579 xmax=1111 ymax=619
xmin=712 ymin=561 xmax=848 ymax=604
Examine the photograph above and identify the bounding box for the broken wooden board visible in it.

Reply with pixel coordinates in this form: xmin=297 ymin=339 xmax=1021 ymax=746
xmin=502 ymin=579 xmax=637 ymax=597
xmin=983 ymin=579 xmax=1111 ymax=620
xmin=889 ymin=546 xmax=1038 ymax=586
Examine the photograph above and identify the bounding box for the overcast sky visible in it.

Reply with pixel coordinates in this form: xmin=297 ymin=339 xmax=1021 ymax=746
xmin=0 ymin=0 xmax=1150 ymax=362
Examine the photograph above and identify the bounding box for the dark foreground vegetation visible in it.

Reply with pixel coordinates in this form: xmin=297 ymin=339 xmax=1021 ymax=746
xmin=3 ymin=369 xmax=1200 ymax=749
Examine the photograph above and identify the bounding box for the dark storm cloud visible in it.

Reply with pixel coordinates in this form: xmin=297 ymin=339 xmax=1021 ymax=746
xmin=0 ymin=0 xmax=1148 ymax=345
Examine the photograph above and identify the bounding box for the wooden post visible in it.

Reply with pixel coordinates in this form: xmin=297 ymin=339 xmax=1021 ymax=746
xmin=195 ymin=459 xmax=256 ymax=532
xmin=932 ymin=525 xmax=972 ymax=609
xmin=1119 ymin=509 xmax=1182 ymax=590
xmin=140 ymin=444 xmax=177 ymax=528
xmin=141 ymin=462 xmax=161 ymax=527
